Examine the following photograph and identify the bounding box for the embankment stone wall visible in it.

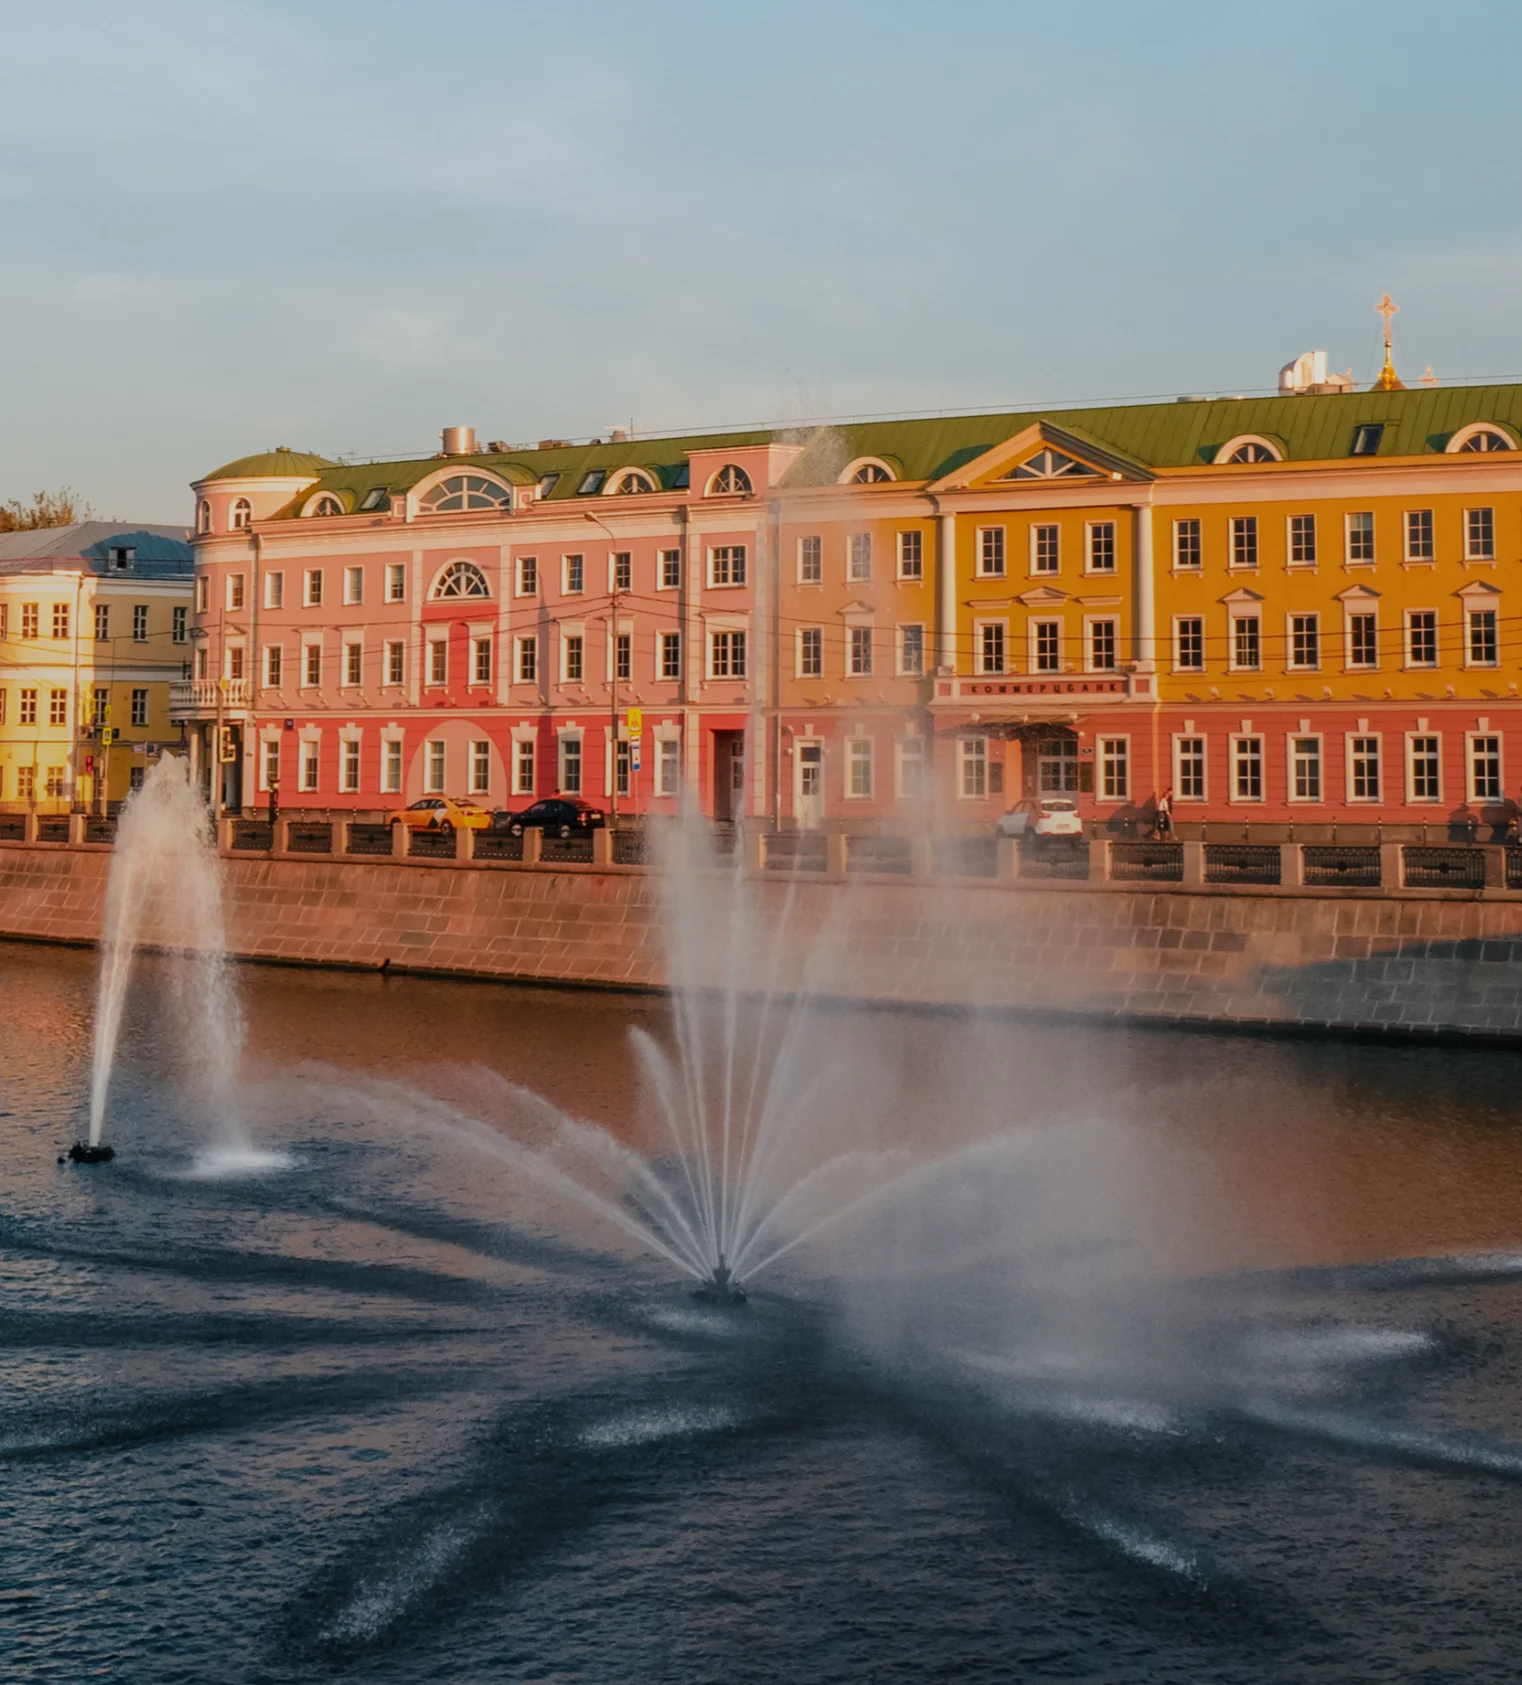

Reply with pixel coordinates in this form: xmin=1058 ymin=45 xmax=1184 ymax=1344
xmin=4 ymin=845 xmax=1522 ymax=1042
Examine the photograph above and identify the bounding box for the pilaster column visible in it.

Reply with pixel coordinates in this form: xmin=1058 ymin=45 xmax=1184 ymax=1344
xmin=1133 ymin=502 xmax=1156 ymax=671
xmin=937 ymin=512 xmax=957 ymax=672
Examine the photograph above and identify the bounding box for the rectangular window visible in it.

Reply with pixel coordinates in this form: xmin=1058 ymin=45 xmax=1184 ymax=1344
xmin=615 ymin=739 xmax=631 ymax=798
xmin=518 ymin=636 xmax=537 ymax=683
xmin=429 ymin=639 xmax=447 ymax=686
xmin=304 ymin=569 xmax=323 ymax=607
xmin=227 ymin=645 xmax=245 ymax=681
xmin=1405 ymin=509 xmax=1434 ymax=562
xmin=978 ymin=527 xmax=1006 ymax=577
xmin=1175 ymin=617 xmax=1204 ymax=671
xmin=1233 ymin=736 xmax=1263 ymax=801
xmin=561 ymin=737 xmax=582 ymax=795
xmin=979 ymin=623 xmax=1005 ymax=675
xmin=262 ymin=739 xmax=280 ymax=792
xmin=425 ymin=740 xmax=445 ymax=794
xmin=1173 ymin=518 xmax=1201 ymax=570
xmin=1349 ymin=612 xmax=1377 ymax=668
xmin=263 ymin=644 xmax=282 ymax=687
xmin=660 ymin=630 xmax=681 ymax=680
xmin=227 ymin=574 xmax=245 ymax=611
xmin=517 ymin=556 xmax=537 ymax=596
xmin=194 ymin=647 xmax=208 ymax=679
xmin=1468 ymin=607 xmax=1499 ymax=666
xmin=195 ymin=577 xmax=209 ymax=614
xmin=896 ymin=736 xmax=925 ymax=800
xmin=710 ymin=546 xmax=747 ymax=586
xmin=1099 ymin=737 xmax=1128 ymax=800
xmin=1033 ymin=620 xmax=1061 ymax=673
xmin=173 ymin=606 xmax=187 ymax=643
xmin=90 ymin=686 xmax=108 ymax=726
xmin=52 ymin=603 xmax=70 ymax=639
xmin=798 ymin=536 xmax=822 ymax=584
xmin=1232 ymin=615 xmax=1261 ymax=670
xmin=386 ymin=563 xmax=406 ymax=602
xmin=473 ymin=637 xmax=492 ymax=685
xmin=304 ymin=643 xmax=321 ymax=687
xmin=1086 ymin=521 xmax=1116 ymax=573
xmin=94 ymin=603 xmax=109 ymax=640
xmin=1087 ymin=619 xmax=1117 ymax=672
xmin=45 ymin=766 xmax=65 ymax=799
xmin=657 ymin=737 xmax=680 ymax=798
xmin=898 ymin=531 xmax=923 ymax=579
xmin=660 ymin=549 xmax=681 ymax=590
xmin=1032 ymin=524 xmax=1059 ymax=575
xmin=1351 ymin=423 xmax=1384 ymax=456
xmin=849 ymin=626 xmax=874 ymax=677
xmin=470 ymin=739 xmax=490 ymax=795
xmin=1290 ymin=613 xmax=1319 ymax=669
xmin=959 ymin=737 xmax=987 ymax=799
xmin=300 ymin=741 xmax=319 ymax=792
xmin=1407 ymin=611 xmax=1438 ymax=668
xmin=613 ymin=552 xmax=632 ymax=591
xmin=1291 ymin=736 xmax=1321 ymax=801
xmin=615 ymin=632 xmax=631 ymax=683
xmin=564 ymin=635 xmax=583 ymax=682
xmin=1471 ymin=735 xmax=1502 ymax=802
xmin=341 ymin=738 xmax=360 ymax=793
xmin=710 ymin=629 xmax=747 ymax=678
xmin=799 ymin=627 xmax=823 ymax=677
xmin=900 ymin=624 xmax=924 ymax=675
xmin=1350 ymin=736 xmax=1381 ymax=801
xmin=386 ymin=640 xmax=405 ymax=686
xmin=848 ymin=533 xmax=872 ymax=582
xmin=514 ymin=739 xmax=535 ymax=795
xmin=1289 ymin=513 xmax=1317 ymax=566
xmin=1230 ymin=516 xmax=1258 ymax=569
xmin=382 ymin=739 xmax=402 ymax=794
xmin=343 ymin=567 xmax=363 ymax=605
xmin=264 ymin=571 xmax=284 ymax=609
xmin=49 ymin=689 xmax=67 ymax=726
xmin=16 ymin=766 xmax=33 ymax=801
xmin=564 ymin=554 xmax=584 ymax=594
xmin=1466 ymin=507 xmax=1495 ymax=561
xmin=132 ymin=604 xmax=148 ymax=642
xmin=1347 ymin=511 xmax=1375 ymax=564
xmin=345 ymin=641 xmax=362 ymax=686
xmin=19 ymin=689 xmax=37 ymax=724
xmin=847 ymin=738 xmax=873 ymax=799
xmin=1409 ymin=735 xmax=1441 ymax=802
xmin=21 ymin=603 xmax=38 ymax=639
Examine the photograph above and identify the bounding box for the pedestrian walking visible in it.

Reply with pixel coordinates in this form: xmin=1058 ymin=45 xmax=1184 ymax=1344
xmin=1154 ymin=787 xmax=1174 ymax=839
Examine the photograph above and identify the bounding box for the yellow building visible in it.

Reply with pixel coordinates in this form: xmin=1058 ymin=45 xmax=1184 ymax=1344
xmin=0 ymin=523 xmax=194 ymax=811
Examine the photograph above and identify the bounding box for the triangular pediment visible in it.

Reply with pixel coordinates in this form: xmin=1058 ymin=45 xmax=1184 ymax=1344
xmin=1456 ymin=579 xmax=1503 ymax=600
xmin=1018 ymin=585 xmax=1070 ymax=607
xmin=1219 ymin=587 xmax=1265 ymax=605
xmin=929 ymin=421 xmax=1153 ymax=491
xmin=1335 ymin=584 xmax=1381 ymax=602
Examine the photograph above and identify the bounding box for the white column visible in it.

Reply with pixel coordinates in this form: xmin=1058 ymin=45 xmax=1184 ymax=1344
xmin=1134 ymin=502 xmax=1156 ymax=671
xmin=937 ymin=512 xmax=957 ymax=672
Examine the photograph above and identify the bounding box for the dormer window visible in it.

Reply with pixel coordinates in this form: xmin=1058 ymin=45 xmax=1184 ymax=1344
xmin=430 ymin=560 xmax=491 ymax=600
xmin=708 ymin=464 xmax=752 ymax=496
xmin=418 ymin=474 xmax=510 ymax=512
xmin=109 ymin=546 xmax=134 ymax=571
xmin=1350 ymin=423 xmax=1384 ymax=456
xmin=841 ymin=458 xmax=895 ymax=484
xmin=1215 ymin=435 xmax=1282 ymax=465
xmin=359 ymin=486 xmax=390 ymax=511
xmin=1449 ymin=424 xmax=1516 ymax=454
xmin=310 ymin=494 xmax=345 ymax=517
xmin=608 ymin=468 xmax=657 ymax=494
xmin=536 ymin=472 xmax=560 ymax=497
xmin=576 ymin=469 xmax=607 ymax=495
xmin=230 ymin=497 xmax=252 ymax=530
xmin=1006 ymin=448 xmax=1097 ymax=480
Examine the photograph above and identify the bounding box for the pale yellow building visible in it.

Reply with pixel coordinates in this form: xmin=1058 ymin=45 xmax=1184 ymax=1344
xmin=0 ymin=523 xmax=194 ymax=811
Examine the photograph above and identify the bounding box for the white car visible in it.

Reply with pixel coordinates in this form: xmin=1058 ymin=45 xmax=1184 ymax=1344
xmin=997 ymin=796 xmax=1084 ymax=840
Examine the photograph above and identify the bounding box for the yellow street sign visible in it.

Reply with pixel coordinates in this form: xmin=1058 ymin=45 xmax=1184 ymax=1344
xmin=100 ymin=728 xmax=115 ymax=747
xmin=626 ymin=707 xmax=643 ymax=736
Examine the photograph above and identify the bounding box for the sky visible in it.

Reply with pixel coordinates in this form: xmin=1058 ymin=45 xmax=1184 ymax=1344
xmin=3 ymin=0 xmax=1521 ymax=521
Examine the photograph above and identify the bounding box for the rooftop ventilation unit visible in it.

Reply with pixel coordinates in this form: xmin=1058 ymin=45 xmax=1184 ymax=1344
xmin=440 ymin=426 xmax=478 ymax=455
xmin=1279 ymin=351 xmax=1354 ymax=396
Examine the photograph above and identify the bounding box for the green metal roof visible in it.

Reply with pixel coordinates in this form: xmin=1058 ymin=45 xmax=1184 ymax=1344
xmin=243 ymin=384 xmax=1522 ymax=515
xmin=200 ymin=448 xmax=338 ymax=482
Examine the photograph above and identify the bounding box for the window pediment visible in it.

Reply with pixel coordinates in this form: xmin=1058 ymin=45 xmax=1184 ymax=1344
xmin=1018 ymin=585 xmax=1069 ymax=607
xmin=1219 ymin=586 xmax=1265 ymax=604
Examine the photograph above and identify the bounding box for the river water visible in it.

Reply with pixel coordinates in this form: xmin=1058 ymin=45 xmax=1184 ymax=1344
xmin=4 ymin=940 xmax=1522 ymax=1682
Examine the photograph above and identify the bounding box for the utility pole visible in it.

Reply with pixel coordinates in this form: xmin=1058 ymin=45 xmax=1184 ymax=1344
xmin=584 ymin=510 xmax=622 ymax=830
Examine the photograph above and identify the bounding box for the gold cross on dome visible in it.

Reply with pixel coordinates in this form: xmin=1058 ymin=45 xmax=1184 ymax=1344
xmin=1376 ymin=292 xmax=1399 ymax=346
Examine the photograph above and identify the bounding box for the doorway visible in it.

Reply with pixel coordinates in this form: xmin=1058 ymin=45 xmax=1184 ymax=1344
xmin=795 ymin=740 xmax=823 ymax=830
xmin=713 ymin=731 xmax=746 ymax=822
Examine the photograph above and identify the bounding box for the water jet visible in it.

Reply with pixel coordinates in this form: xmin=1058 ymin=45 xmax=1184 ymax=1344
xmin=692 ymin=1253 xmax=747 ymax=1306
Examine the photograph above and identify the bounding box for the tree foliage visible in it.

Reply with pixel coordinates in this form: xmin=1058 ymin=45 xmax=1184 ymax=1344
xmin=0 ymin=488 xmax=92 ymax=532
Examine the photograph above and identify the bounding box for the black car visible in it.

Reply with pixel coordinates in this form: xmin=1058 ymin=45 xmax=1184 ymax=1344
xmin=493 ymin=798 xmax=606 ymax=839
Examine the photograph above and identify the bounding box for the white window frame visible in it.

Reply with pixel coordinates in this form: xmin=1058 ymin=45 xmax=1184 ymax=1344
xmin=1345 ymin=510 xmax=1376 ymax=566
xmin=380 ymin=736 xmax=404 ymax=795
xmin=299 ymin=734 xmax=321 ymax=792
xmin=515 ymin=555 xmax=537 ymax=597
xmin=1287 ymin=611 xmax=1320 ymax=671
xmin=563 ymin=553 xmax=585 ymax=594
xmin=1229 ymin=516 xmax=1258 ymax=570
xmin=847 ymin=532 xmax=872 ymax=583
xmin=1404 ymin=508 xmax=1434 ymax=563
xmin=1030 ymin=523 xmax=1060 ymax=575
xmin=428 ymin=636 xmax=449 ymax=687
xmin=659 ymin=549 xmax=682 ymax=591
xmin=1287 ymin=513 xmax=1317 ymax=568
xmin=1346 ymin=733 xmax=1382 ymax=803
xmin=1084 ymin=616 xmax=1118 ymax=673
xmin=1029 ymin=619 xmax=1062 ymax=674
xmin=797 ymin=536 xmax=822 ymax=585
xmin=262 ymin=644 xmax=283 ymax=687
xmin=1465 ymin=507 xmax=1496 ymax=561
xmin=561 ymin=630 xmax=585 ymax=684
xmin=340 ymin=734 xmax=361 ymax=794
xmin=1231 ymin=734 xmax=1265 ymax=803
xmin=264 ymin=571 xmax=284 ymax=609
xmin=385 ymin=640 xmax=405 ymax=687
xmin=708 ymin=545 xmax=747 ymax=587
xmin=343 ymin=566 xmax=364 ymax=606
xmin=656 ymin=734 xmax=681 ymax=798
xmin=1403 ymin=608 xmax=1439 ymax=671
xmin=1085 ymin=520 xmax=1117 ymax=575
xmin=303 ymin=568 xmax=323 ymax=607
xmin=512 ymin=734 xmax=536 ymax=796
xmin=343 ymin=638 xmax=363 ymax=688
xmin=897 ymin=623 xmax=925 ymax=676
xmin=1467 ymin=731 xmax=1504 ymax=803
xmin=515 ymin=635 xmax=537 ymax=685
xmin=1405 ymin=732 xmax=1442 ymax=805
xmin=1287 ymin=733 xmax=1323 ymax=804
xmin=1467 ymin=605 xmax=1500 ymax=668
xmin=975 ymin=618 xmax=1007 ymax=676
xmin=386 ymin=563 xmax=407 ymax=603
xmin=1229 ymin=613 xmax=1262 ymax=672
xmin=1097 ymin=735 xmax=1129 ymax=802
xmin=958 ymin=736 xmax=988 ymax=800
xmin=844 ymin=736 xmax=874 ymax=800
xmin=708 ymin=627 xmax=747 ymax=679
xmin=895 ymin=735 xmax=926 ymax=800
xmin=1172 ymin=518 xmax=1201 ymax=571
xmin=976 ymin=526 xmax=1006 ymax=578
xmin=558 ymin=731 xmax=583 ymax=795
xmin=469 ymin=738 xmax=492 ymax=796
xmin=301 ymin=640 xmax=322 ymax=688
xmin=897 ymin=530 xmax=924 ymax=580
xmin=1173 ymin=615 xmax=1205 ymax=673
xmin=424 ymin=739 xmax=446 ymax=794
xmin=259 ymin=737 xmax=280 ymax=792
xmin=226 ymin=572 xmax=245 ymax=611
xmin=659 ymin=629 xmax=682 ymax=682
xmin=1345 ymin=608 xmax=1379 ymax=671
xmin=472 ymin=635 xmax=492 ymax=687
xmin=797 ymin=626 xmax=823 ymax=678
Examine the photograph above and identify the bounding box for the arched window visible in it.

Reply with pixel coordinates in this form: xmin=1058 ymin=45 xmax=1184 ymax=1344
xmin=1449 ymin=424 xmax=1516 ymax=454
xmin=841 ymin=458 xmax=895 ymax=484
xmin=1214 ymin=435 xmax=1282 ymax=465
xmin=310 ymin=493 xmax=344 ymax=517
xmin=608 ymin=468 xmax=657 ymax=494
xmin=196 ymin=500 xmax=211 ymax=534
xmin=708 ymin=464 xmax=752 ymax=496
xmin=430 ymin=560 xmax=491 ymax=600
xmin=230 ymin=497 xmax=252 ymax=530
xmin=418 ymin=473 xmax=513 ymax=513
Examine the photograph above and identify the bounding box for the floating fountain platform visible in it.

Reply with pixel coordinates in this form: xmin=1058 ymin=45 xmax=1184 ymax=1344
xmin=66 ymin=1142 xmax=115 ymax=1165
xmin=691 ymin=1256 xmax=747 ymax=1307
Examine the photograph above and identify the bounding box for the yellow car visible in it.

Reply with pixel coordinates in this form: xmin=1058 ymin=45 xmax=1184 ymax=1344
xmin=385 ymin=796 xmax=491 ymax=833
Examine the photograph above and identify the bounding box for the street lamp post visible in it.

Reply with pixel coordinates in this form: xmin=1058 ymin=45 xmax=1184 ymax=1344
xmin=584 ymin=511 xmax=622 ymax=831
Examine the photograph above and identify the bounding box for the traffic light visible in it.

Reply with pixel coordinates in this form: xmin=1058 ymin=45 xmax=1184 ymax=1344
xmin=218 ymin=726 xmax=238 ymax=763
